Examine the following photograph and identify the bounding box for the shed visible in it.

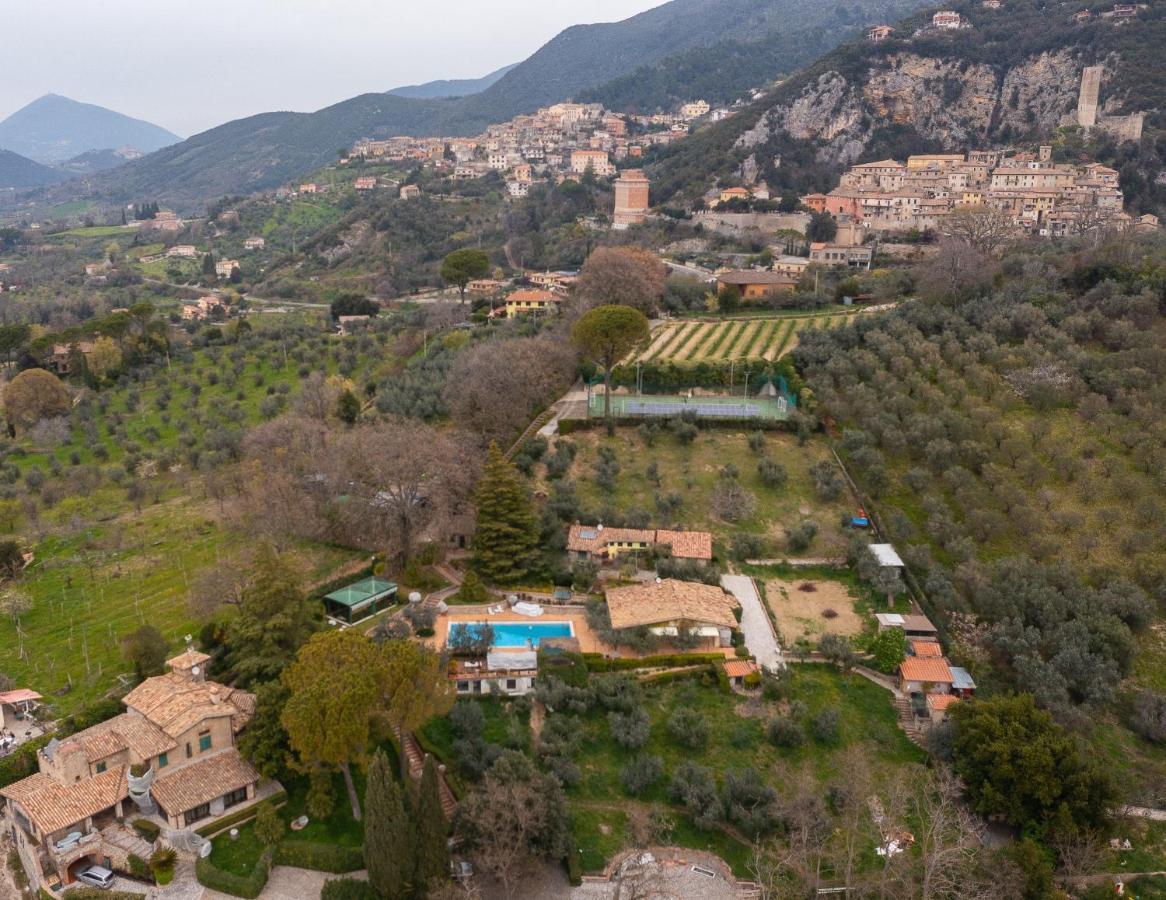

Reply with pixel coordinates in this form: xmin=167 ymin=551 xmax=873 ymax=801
xmin=870 ymin=544 xmax=904 ymax=568
xmin=323 ymin=577 xmax=398 ymax=624
xmin=949 ymin=666 xmax=976 ymax=697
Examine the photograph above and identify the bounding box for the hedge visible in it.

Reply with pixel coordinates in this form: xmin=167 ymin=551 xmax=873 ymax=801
xmin=273 ymin=840 xmax=364 ymax=873
xmin=131 ymin=818 xmax=160 ymax=842
xmin=641 ymin=666 xmax=715 ymax=686
xmin=582 ymin=652 xmax=725 ymax=672
xmin=321 ymin=878 xmax=380 ymax=900
xmin=0 ymin=734 xmax=51 ymax=789
xmin=194 ymin=791 xmax=287 ymax=837
xmin=62 ymin=889 xmax=146 ymax=900
xmin=196 ymin=850 xmax=271 ymax=899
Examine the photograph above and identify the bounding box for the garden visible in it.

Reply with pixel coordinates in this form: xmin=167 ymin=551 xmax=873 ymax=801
xmin=631 ymin=311 xmax=855 ymax=366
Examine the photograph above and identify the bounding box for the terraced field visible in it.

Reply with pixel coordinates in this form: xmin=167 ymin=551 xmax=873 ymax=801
xmin=633 ymin=312 xmax=856 ymax=364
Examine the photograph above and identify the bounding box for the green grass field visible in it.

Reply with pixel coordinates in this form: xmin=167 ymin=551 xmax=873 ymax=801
xmin=555 ymin=427 xmax=854 ymax=555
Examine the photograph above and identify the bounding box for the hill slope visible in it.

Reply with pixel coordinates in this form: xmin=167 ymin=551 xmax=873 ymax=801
xmin=651 ymin=0 xmax=1166 ymax=210
xmin=580 ymin=0 xmax=933 ymax=113
xmin=388 ymin=63 xmax=519 ymax=99
xmin=49 ymin=0 xmax=933 ymax=210
xmin=0 ymin=94 xmax=180 ymax=163
xmin=0 ymin=148 xmax=67 ymax=188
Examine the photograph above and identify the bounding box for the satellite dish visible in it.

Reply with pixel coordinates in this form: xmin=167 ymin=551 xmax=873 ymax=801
xmin=199 ymin=841 xmax=213 ymax=859
xmin=191 ymin=666 xmax=201 ymax=676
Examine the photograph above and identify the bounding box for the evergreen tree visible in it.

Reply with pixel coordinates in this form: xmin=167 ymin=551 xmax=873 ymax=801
xmin=414 ymin=756 xmax=449 ymax=892
xmin=364 ymin=749 xmax=412 ymax=900
xmin=471 ymin=443 xmax=540 ymax=584
xmin=202 ymin=253 xmax=216 ymax=279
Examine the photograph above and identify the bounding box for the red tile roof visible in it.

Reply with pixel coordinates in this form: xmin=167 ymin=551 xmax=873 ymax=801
xmin=899 ymin=657 xmax=954 ymax=683
xmin=722 ymin=660 xmax=759 ymax=678
xmin=911 ymin=640 xmax=943 ymax=657
xmin=926 ymin=693 xmax=960 ymax=711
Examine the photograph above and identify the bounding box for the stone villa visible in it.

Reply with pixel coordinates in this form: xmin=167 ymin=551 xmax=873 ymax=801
xmin=1 ymin=649 xmax=263 ymax=890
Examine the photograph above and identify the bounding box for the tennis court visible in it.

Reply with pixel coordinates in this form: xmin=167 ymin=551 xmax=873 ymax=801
xmin=588 ymin=393 xmax=792 ymax=421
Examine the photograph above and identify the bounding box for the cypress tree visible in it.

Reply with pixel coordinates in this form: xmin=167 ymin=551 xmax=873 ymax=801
xmin=363 ymin=749 xmax=412 ymax=900
xmin=471 ymin=442 xmax=540 ymax=584
xmin=413 ymin=756 xmax=449 ymax=892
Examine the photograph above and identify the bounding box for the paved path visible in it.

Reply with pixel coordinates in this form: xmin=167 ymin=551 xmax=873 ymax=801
xmin=1122 ymin=806 xmax=1166 ymax=821
xmin=720 ymin=574 xmax=783 ymax=672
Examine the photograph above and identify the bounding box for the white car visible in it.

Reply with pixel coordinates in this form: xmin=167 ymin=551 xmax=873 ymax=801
xmin=74 ymin=864 xmax=116 ymax=889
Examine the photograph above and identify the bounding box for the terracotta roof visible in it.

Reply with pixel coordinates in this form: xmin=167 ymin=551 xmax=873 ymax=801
xmin=910 ymin=640 xmax=943 ymax=657
xmin=899 ymin=657 xmax=954 ymax=683
xmin=166 ymin=649 xmax=211 ymax=670
xmin=58 ymin=713 xmax=176 ymax=764
xmin=506 ymin=290 xmax=559 ymax=304
xmin=901 ymin=614 xmax=938 ymax=634
xmin=605 ymin=579 xmax=739 ymax=630
xmin=927 ymin=693 xmax=960 ymax=711
xmin=566 ymin=526 xmax=713 ymax=561
xmin=653 ymin=529 xmax=713 ymax=560
xmin=722 ymin=660 xmax=759 ymax=678
xmin=150 ymin=749 xmax=260 ymax=816
xmin=123 ymin=674 xmax=254 ymax=739
xmin=717 ymin=270 xmax=799 ymax=286
xmin=0 ymin=689 xmax=41 ymax=704
xmin=1 ymin=767 xmax=127 ymax=834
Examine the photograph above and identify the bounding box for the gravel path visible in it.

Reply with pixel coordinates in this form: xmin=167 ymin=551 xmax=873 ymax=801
xmin=721 ymin=574 xmax=784 ymax=672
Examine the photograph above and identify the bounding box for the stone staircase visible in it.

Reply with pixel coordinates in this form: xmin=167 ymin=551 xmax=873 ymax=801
xmin=394 ymin=726 xmax=457 ymax=819
xmin=100 ymin=823 xmax=154 ymax=860
xmin=894 ymin=697 xmax=928 ymax=748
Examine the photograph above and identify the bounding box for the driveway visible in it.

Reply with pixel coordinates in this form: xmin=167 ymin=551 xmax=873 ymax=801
xmin=721 ymin=574 xmax=784 ymax=672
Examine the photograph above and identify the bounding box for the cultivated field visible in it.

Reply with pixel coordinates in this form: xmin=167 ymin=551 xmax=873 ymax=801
xmin=633 ymin=312 xmax=855 ymax=365
xmin=765 ymin=578 xmax=865 ymax=642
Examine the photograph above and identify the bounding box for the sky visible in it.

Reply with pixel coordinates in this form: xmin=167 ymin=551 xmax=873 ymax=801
xmin=3 ymin=0 xmax=663 ymax=137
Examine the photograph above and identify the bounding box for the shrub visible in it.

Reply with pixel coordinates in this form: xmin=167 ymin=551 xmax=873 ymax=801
xmin=819 ymin=634 xmax=858 ymax=671
xmin=195 ymin=850 xmax=271 ymax=899
xmin=131 ymin=818 xmax=160 ymax=842
xmin=620 ymin=754 xmax=664 ymax=795
xmin=786 ymin=520 xmax=819 ymax=553
xmin=609 ymin=707 xmax=651 ymax=749
xmin=321 ymin=879 xmax=380 ymax=900
xmin=767 ymin=716 xmax=805 ymax=748
xmin=757 ymin=459 xmax=788 ymax=489
xmin=723 ymin=768 xmax=780 ymax=838
xmin=811 ymin=709 xmax=841 ymax=744
xmin=667 ymin=707 xmax=709 ymax=750
xmin=150 ymin=846 xmax=177 ymax=884
xmin=126 ymin=853 xmax=150 ymax=879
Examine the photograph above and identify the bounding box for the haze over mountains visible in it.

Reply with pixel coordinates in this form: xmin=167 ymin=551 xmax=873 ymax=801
xmin=0 ymin=94 xmax=180 ymax=165
xmin=27 ymin=0 xmax=934 ymax=210
xmin=387 ymin=64 xmax=520 ymax=100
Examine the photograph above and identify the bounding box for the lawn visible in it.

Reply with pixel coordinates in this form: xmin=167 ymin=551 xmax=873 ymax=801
xmin=0 ymin=495 xmax=361 ymax=715
xmin=765 ymin=577 xmax=868 ymax=643
xmin=553 ymin=426 xmax=854 ymax=555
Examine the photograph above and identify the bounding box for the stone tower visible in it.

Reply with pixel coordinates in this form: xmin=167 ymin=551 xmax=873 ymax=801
xmin=1077 ymin=65 xmax=1103 ymax=128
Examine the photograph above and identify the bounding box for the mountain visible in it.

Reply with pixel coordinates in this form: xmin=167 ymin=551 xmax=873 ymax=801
xmin=0 ymin=148 xmax=67 ymax=189
xmin=58 ymin=147 xmax=143 ymax=176
xmin=579 ymin=0 xmax=934 ymax=113
xmin=46 ymin=0 xmax=940 ymax=210
xmin=651 ymin=0 xmax=1166 ymax=211
xmin=0 ymin=94 xmax=181 ymax=164
xmin=388 ymin=63 xmax=519 ymax=99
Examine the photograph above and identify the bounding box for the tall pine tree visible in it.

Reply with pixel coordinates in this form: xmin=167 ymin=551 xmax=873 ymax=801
xmin=414 ymin=756 xmax=449 ymax=892
xmin=471 ymin=443 xmax=540 ymax=584
xmin=364 ymin=749 xmax=412 ymax=900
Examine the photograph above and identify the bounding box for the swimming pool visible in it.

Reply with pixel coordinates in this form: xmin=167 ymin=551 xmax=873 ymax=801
xmin=450 ymin=621 xmax=574 ymax=648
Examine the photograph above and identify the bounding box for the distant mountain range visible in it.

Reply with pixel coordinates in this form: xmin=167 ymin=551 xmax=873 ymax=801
xmin=388 ymin=63 xmax=519 ymax=99
xmin=37 ymin=0 xmax=936 ymax=210
xmin=0 ymin=94 xmax=180 ymax=164
xmin=0 ymin=148 xmax=68 ymax=189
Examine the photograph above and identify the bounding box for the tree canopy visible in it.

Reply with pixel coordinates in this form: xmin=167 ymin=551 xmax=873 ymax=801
xmin=3 ymin=368 xmax=71 ymax=437
xmin=571 ymin=304 xmax=650 ymax=425
xmin=472 ymin=443 xmax=541 ymax=585
xmin=440 ymin=248 xmax=491 ymax=303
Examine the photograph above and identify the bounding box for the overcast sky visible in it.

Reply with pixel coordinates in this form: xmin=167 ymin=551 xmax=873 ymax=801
xmin=4 ymin=0 xmax=663 ymax=137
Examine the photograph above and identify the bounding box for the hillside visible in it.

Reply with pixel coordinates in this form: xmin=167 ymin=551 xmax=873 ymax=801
xmin=39 ymin=0 xmax=931 ymax=211
xmin=579 ymin=0 xmax=933 ymax=113
xmin=388 ymin=63 xmax=519 ymax=99
xmin=0 ymin=148 xmax=67 ymax=188
xmin=0 ymin=94 xmax=180 ymax=163
xmin=650 ymin=0 xmax=1166 ymax=212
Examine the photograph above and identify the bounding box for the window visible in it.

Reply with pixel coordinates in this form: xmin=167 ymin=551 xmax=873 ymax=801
xmin=456 ymin=681 xmax=469 ymax=692
xmin=183 ymin=803 xmax=211 ymax=826
xmin=505 ymin=679 xmax=517 ymax=691
xmin=157 ymin=752 xmax=168 ymax=769
xmin=95 ymin=761 xmax=107 ymax=774
xmin=223 ymin=787 xmax=248 ymax=809
xmin=198 ymin=732 xmax=212 ymax=753
xmin=186 ymin=743 xmax=192 ymax=759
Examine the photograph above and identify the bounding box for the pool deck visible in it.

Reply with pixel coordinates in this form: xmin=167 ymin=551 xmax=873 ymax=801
xmin=438 ymin=606 xmax=607 ymax=653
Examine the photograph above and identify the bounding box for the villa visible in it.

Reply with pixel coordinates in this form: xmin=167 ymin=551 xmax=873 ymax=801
xmin=605 ymin=579 xmax=739 ymax=649
xmin=1 ymin=649 xmax=262 ymax=891
xmin=566 ymin=524 xmax=713 ymax=562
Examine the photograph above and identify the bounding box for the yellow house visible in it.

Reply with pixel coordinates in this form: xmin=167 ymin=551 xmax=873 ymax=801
xmin=504 ymin=289 xmax=560 ymax=318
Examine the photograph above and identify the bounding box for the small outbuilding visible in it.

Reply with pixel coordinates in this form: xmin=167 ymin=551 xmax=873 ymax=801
xmin=323 ymin=577 xmax=398 ymax=624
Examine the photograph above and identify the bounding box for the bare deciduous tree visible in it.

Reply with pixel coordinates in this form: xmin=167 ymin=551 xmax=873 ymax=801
xmin=941 ymin=205 xmax=1016 ymax=256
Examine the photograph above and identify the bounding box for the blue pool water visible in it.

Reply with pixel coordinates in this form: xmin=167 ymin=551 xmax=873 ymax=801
xmin=451 ymin=621 xmax=573 ymax=648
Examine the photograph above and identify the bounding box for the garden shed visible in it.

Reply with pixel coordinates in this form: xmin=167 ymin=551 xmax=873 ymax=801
xmin=323 ymin=577 xmax=398 ymax=624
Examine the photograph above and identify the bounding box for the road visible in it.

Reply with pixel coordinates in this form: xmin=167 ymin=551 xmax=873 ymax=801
xmin=663 ymin=260 xmax=716 ymax=282
xmin=720 ymin=574 xmax=784 ymax=672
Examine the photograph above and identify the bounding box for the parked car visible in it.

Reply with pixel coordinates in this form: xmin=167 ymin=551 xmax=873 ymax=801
xmin=74 ymin=865 xmax=115 ymax=889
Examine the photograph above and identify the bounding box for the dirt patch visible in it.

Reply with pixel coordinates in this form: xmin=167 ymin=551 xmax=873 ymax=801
xmin=766 ymin=578 xmax=864 ymax=641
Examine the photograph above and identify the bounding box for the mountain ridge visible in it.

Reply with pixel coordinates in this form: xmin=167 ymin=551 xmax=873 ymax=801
xmin=388 ymin=63 xmax=519 ymax=99
xmin=0 ymin=148 xmax=68 ymax=189
xmin=0 ymin=94 xmax=181 ymax=164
